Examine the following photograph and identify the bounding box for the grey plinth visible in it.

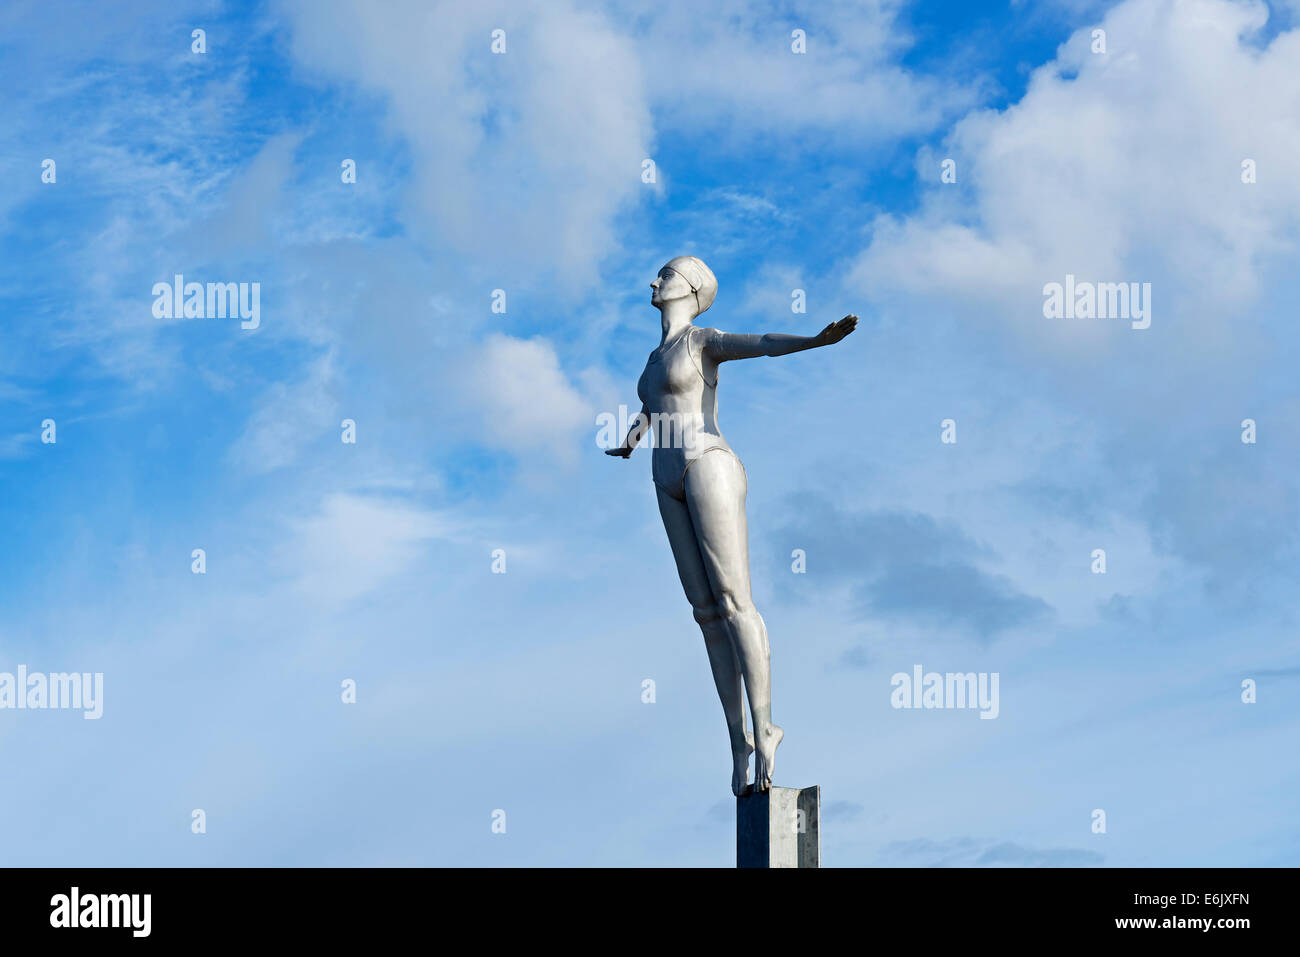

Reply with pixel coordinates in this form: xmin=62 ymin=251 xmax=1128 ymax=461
xmin=736 ymin=785 xmax=820 ymax=868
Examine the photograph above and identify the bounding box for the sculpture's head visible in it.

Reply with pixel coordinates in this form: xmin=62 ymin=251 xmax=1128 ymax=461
xmin=650 ymin=256 xmax=717 ymax=318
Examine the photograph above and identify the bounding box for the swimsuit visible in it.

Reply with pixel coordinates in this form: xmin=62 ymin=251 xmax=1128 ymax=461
xmin=636 ymin=326 xmax=744 ymax=502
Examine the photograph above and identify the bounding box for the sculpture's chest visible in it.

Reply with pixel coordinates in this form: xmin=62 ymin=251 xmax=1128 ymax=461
xmin=637 ymin=335 xmax=699 ymax=405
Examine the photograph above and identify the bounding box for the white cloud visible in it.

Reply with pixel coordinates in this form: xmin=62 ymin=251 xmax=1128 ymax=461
xmin=465 ymin=333 xmax=593 ymax=465
xmin=280 ymin=492 xmax=451 ymax=602
xmin=228 ymin=352 xmax=339 ymax=474
xmin=607 ymin=0 xmax=981 ymax=145
xmin=279 ymin=0 xmax=653 ymax=280
xmin=851 ymin=0 xmax=1300 ymax=341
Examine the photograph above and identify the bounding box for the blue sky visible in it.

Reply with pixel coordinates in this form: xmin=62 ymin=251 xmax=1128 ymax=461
xmin=2 ymin=0 xmax=1298 ymax=866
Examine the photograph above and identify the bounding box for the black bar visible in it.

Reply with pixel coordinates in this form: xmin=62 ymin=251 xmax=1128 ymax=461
xmin=0 ymin=866 xmax=1281 ymax=942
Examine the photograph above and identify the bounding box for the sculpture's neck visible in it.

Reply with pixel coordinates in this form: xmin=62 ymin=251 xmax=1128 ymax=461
xmin=659 ymin=302 xmax=695 ymax=344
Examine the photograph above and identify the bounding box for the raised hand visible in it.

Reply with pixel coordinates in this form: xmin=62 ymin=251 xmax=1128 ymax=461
xmin=818 ymin=314 xmax=859 ymax=345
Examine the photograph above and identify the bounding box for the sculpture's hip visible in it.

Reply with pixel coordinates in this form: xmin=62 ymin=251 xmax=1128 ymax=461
xmin=652 ymin=440 xmax=743 ymax=503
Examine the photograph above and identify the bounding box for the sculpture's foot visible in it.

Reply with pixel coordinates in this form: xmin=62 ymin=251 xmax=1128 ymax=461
xmin=730 ymin=731 xmax=755 ymax=797
xmin=753 ymin=724 xmax=783 ymax=792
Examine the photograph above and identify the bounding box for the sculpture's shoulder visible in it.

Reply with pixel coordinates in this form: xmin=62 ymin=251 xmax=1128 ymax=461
xmin=690 ymin=327 xmax=723 ymax=386
xmin=691 ymin=326 xmax=723 ymax=351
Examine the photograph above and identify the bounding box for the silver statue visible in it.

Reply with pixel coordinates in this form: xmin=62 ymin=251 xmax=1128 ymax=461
xmin=607 ymin=256 xmax=857 ymax=794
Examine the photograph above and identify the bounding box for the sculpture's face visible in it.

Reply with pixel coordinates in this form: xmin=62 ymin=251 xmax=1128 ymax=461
xmin=650 ymin=265 xmax=693 ymax=309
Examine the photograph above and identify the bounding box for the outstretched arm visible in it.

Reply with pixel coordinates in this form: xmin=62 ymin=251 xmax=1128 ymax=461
xmin=702 ymin=315 xmax=858 ymax=362
xmin=605 ymin=403 xmax=650 ymax=458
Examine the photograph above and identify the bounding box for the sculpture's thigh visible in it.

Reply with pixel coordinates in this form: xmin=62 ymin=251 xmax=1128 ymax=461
xmin=656 ymin=485 xmax=714 ymax=611
xmin=682 ymin=451 xmax=752 ymax=607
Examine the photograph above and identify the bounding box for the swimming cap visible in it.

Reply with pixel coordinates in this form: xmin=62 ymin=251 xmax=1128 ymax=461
xmin=664 ymin=255 xmax=717 ymax=317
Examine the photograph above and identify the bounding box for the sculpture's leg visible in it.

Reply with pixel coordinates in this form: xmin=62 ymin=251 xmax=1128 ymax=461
xmin=682 ymin=451 xmax=783 ymax=791
xmin=657 ymin=487 xmax=753 ymax=794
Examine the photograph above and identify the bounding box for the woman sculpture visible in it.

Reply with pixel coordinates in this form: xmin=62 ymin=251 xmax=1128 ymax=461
xmin=606 ymin=256 xmax=857 ymax=795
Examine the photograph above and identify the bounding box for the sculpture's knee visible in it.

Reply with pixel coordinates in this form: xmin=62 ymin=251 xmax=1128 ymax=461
xmin=693 ymin=602 xmax=721 ymax=627
xmin=715 ymin=590 xmax=753 ymax=622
